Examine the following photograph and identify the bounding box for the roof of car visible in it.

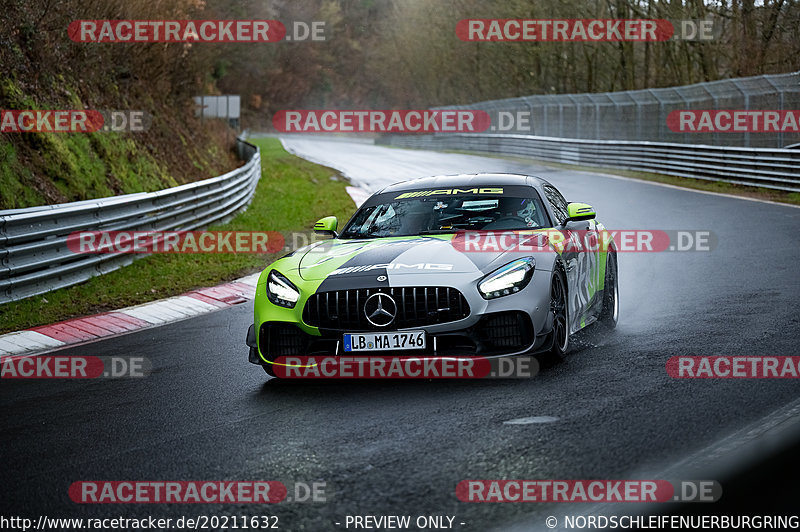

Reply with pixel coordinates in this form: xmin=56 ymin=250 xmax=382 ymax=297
xmin=376 ymin=173 xmax=549 ymax=194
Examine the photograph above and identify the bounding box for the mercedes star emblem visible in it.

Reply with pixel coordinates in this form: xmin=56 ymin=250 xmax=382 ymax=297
xmin=363 ymin=292 xmax=397 ymax=327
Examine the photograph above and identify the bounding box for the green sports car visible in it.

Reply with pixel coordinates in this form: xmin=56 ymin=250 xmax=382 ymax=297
xmin=246 ymin=173 xmax=618 ymax=376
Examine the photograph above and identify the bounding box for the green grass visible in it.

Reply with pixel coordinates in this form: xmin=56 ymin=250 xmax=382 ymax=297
xmin=0 ymin=78 xmax=176 ymax=209
xmin=0 ymin=138 xmax=357 ymax=333
xmin=0 ymin=77 xmax=234 ymax=210
xmin=0 ymin=141 xmax=45 ymax=208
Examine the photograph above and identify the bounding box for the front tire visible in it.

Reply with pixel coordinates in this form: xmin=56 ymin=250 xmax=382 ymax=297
xmin=547 ymin=268 xmax=569 ymax=358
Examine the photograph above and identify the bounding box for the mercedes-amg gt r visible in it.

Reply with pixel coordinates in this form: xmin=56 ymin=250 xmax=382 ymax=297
xmin=246 ymin=173 xmax=618 ymax=376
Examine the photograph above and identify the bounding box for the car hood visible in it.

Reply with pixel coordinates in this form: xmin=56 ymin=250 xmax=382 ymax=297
xmin=297 ymin=235 xmax=510 ymax=281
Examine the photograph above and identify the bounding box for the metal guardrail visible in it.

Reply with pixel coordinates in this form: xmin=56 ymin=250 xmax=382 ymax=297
xmin=0 ymin=137 xmax=261 ymax=304
xmin=377 ymin=134 xmax=800 ymax=192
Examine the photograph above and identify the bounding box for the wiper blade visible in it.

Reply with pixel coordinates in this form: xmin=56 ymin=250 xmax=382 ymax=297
xmin=418 ymin=229 xmax=458 ymax=235
xmin=342 ymin=233 xmax=395 ymax=239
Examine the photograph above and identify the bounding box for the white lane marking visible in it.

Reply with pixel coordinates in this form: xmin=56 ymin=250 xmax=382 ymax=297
xmin=570 ymin=396 xmax=800 ymax=529
xmin=500 ymin=398 xmax=800 ymax=532
xmin=346 ymin=186 xmax=371 ymax=207
xmin=570 ymin=167 xmax=800 ymax=209
xmin=503 ymin=416 xmax=559 ymax=425
xmin=657 ymin=395 xmax=800 ymax=475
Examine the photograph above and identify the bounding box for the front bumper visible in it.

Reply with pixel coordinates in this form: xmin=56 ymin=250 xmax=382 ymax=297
xmin=248 ymin=310 xmax=547 ymax=365
xmin=249 ymin=266 xmax=555 ymax=366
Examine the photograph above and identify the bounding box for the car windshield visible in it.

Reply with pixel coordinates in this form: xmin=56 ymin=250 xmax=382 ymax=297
xmin=340 ymin=191 xmax=549 ymax=238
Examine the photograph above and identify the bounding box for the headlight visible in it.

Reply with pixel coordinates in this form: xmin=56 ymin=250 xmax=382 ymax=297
xmin=267 ymin=270 xmax=300 ymax=308
xmin=478 ymin=258 xmax=535 ymax=299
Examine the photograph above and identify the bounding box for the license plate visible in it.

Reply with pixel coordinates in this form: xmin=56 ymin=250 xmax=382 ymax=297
xmin=343 ymin=331 xmax=426 ymax=352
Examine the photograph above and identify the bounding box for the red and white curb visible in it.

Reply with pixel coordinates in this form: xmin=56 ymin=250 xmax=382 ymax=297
xmin=0 ymin=273 xmax=260 ymax=360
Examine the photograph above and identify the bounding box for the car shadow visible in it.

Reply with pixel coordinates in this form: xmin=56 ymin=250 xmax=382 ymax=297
xmin=252 ymin=325 xmax=620 ymax=397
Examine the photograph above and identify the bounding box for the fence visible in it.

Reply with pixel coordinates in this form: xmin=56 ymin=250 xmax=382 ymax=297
xmin=0 ymin=137 xmax=260 ymax=304
xmin=438 ymin=71 xmax=800 ymax=149
xmin=377 ymin=134 xmax=800 ymax=192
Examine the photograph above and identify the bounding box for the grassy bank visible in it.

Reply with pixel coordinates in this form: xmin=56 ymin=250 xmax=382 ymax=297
xmin=0 ymin=78 xmax=238 ymax=210
xmin=0 ymin=138 xmax=357 ymax=333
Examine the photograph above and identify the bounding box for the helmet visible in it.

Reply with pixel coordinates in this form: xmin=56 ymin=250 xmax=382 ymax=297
xmin=496 ymin=197 xmax=531 ymax=217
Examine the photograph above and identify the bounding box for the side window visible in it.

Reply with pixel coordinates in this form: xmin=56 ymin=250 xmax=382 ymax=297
xmin=543 ymin=185 xmax=569 ymax=225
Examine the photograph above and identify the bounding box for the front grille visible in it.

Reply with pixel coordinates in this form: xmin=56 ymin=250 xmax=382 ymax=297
xmin=303 ymin=287 xmax=470 ymax=331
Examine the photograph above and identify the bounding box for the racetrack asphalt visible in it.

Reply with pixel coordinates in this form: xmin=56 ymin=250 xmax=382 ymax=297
xmin=2 ymin=138 xmax=798 ymax=531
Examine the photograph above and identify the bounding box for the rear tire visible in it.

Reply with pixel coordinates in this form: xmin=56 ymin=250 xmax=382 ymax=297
xmin=598 ymin=252 xmax=619 ymax=329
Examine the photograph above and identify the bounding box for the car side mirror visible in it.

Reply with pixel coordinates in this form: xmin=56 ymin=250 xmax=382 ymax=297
xmin=314 ymin=216 xmax=338 ymax=237
xmin=565 ymin=203 xmax=596 ymax=223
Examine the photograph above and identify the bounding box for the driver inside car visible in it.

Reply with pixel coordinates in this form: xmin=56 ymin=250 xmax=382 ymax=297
xmin=490 ymin=197 xmax=543 ymax=228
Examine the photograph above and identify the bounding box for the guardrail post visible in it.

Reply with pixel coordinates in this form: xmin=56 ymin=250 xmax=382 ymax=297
xmin=763 ymin=76 xmax=784 ymax=148
xmin=730 ymin=79 xmax=750 ymax=148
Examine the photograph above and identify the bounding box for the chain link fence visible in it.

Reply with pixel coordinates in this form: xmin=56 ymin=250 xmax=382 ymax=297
xmin=440 ymin=71 xmax=800 ymax=149
xmin=378 ymin=133 xmax=800 ymax=192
